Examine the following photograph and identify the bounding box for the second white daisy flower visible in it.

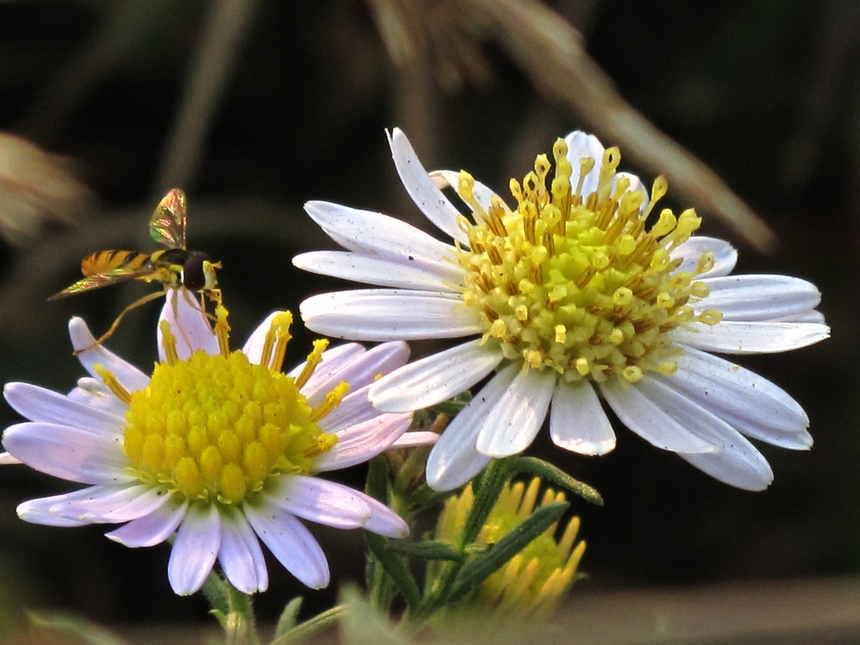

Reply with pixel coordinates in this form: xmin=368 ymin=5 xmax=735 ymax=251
xmin=294 ymin=129 xmax=829 ymax=492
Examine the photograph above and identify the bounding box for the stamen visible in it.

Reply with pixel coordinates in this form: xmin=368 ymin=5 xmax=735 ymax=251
xmin=159 ymin=320 xmax=179 ymax=366
xmin=93 ymin=364 xmax=131 ymax=405
xmin=294 ymin=339 xmax=329 ymax=390
xmin=215 ymin=304 xmax=231 ymax=358
xmin=310 ymin=381 xmax=350 ymax=423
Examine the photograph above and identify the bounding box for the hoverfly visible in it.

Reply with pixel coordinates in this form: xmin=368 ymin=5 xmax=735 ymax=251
xmin=50 ymin=188 xmax=222 ymax=348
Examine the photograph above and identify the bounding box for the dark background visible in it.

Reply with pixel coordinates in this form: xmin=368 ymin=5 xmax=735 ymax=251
xmin=0 ymin=0 xmax=855 ymax=638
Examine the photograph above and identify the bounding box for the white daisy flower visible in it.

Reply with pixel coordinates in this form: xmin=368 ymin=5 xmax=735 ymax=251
xmin=2 ymin=292 xmax=431 ymax=595
xmin=293 ymin=129 xmax=829 ymax=492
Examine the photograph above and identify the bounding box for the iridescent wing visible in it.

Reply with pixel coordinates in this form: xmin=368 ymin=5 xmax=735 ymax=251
xmin=149 ymin=188 xmax=187 ymax=249
xmin=48 ymin=266 xmax=157 ymax=300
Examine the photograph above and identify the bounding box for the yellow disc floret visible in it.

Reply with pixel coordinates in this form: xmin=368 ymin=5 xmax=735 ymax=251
xmin=120 ymin=310 xmax=340 ymax=505
xmin=456 ymin=139 xmax=721 ymax=384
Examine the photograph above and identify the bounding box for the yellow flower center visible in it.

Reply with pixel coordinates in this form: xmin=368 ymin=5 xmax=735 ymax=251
xmin=455 ymin=139 xmax=721 ymax=384
xmin=103 ymin=308 xmax=342 ymax=505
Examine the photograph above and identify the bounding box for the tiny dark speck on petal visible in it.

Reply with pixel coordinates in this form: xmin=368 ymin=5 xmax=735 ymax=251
xmin=408 ymin=255 xmax=415 ymax=261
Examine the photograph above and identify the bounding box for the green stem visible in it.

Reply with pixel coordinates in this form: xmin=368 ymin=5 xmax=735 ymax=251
xmin=201 ymin=572 xmax=260 ymax=645
xmin=270 ymin=605 xmax=349 ymax=645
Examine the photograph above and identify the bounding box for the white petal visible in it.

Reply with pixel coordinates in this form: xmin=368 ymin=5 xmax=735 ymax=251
xmin=361 ymin=493 xmax=409 ymax=538
xmin=671 ymin=236 xmax=738 ymax=277
xmin=672 ymin=321 xmax=830 ymax=354
xmin=549 ymin=381 xmax=616 ymax=455
xmin=677 ymin=446 xmax=773 ymax=491
xmin=425 ymin=380 xmax=504 ymax=490
xmin=287 ymin=343 xmax=366 ymax=402
xmin=244 ymin=501 xmax=330 ymax=589
xmin=300 ymin=289 xmax=480 ymax=341
xmin=106 ymin=496 xmax=188 ymax=547
xmin=3 ymin=422 xmax=131 ymax=485
xmin=294 ymin=251 xmax=460 ymax=291
xmin=299 ymin=200 xmax=462 ymax=279
xmin=668 ymin=348 xmax=812 ymax=447
xmin=370 ymin=339 xmax=503 ymax=412
xmin=69 ymin=318 xmax=149 ymax=393
xmin=158 ymin=288 xmax=218 ymax=361
xmin=5 ymin=382 xmax=125 ymax=433
xmin=598 ymin=380 xmax=717 ymax=453
xmin=388 ymin=128 xmax=468 ymax=245
xmin=476 ymin=365 xmax=556 ymax=457
xmin=0 ymin=452 xmax=20 ymax=465
xmin=431 ymin=169 xmax=506 ymax=216
xmin=219 ymin=506 xmax=268 ymax=594
xmin=261 ymin=475 xmax=371 ymax=529
xmin=700 ymin=275 xmax=821 ymax=321
xmin=314 ymin=414 xmax=413 ymax=472
xmin=168 ymin=501 xmax=221 ymax=595
xmin=564 ymin=131 xmax=605 ymax=197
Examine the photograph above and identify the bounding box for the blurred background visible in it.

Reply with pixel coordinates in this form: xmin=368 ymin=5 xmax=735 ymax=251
xmin=0 ymin=0 xmax=856 ymax=641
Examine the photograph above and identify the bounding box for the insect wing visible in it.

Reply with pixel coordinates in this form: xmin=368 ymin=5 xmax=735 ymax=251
xmin=150 ymin=188 xmax=187 ymax=249
xmin=48 ymin=266 xmax=155 ymax=300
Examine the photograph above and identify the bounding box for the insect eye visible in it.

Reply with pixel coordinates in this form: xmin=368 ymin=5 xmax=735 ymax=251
xmin=182 ymin=254 xmax=208 ymax=291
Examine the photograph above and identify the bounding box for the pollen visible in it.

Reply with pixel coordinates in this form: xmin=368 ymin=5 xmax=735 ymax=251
xmin=122 ymin=314 xmax=339 ymax=505
xmin=456 ymin=138 xmax=720 ymax=384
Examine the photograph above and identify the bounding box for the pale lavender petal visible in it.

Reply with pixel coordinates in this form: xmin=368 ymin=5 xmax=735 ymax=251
xmin=671 ymin=236 xmax=737 ymax=278
xmin=5 ymin=382 xmax=124 ymax=433
xmin=313 ymin=413 xmax=413 ymax=472
xmin=260 ymin=475 xmax=371 ymax=529
xmin=106 ymin=496 xmax=188 ymax=547
xmin=241 ymin=311 xmax=283 ymax=365
xmin=388 ymin=128 xmax=468 ymax=245
xmin=476 ymin=365 xmax=556 ymax=457
xmin=67 ymin=378 xmax=128 ymax=416
xmin=320 ymin=341 xmax=410 ymax=394
xmin=672 ymin=321 xmax=830 ymax=354
xmin=158 ymin=288 xmax=218 ymax=361
xmin=700 ymin=275 xmax=821 ymax=321
xmin=370 ymin=339 xmax=503 ymax=412
xmin=287 ymin=343 xmax=366 ymax=402
xmin=360 ymin=493 xmax=409 ymax=538
xmin=168 ymin=501 xmax=221 ymax=595
xmin=3 ymin=422 xmax=131 ymax=485
xmin=390 ymin=431 xmax=439 ymax=448
xmin=80 ymin=485 xmax=173 ymax=522
xmin=598 ymin=380 xmax=717 ymax=453
xmin=549 ymin=381 xmax=616 ymax=455
xmin=218 ymin=506 xmax=268 ymax=594
xmin=300 ymin=289 xmax=480 ymax=341
xmin=18 ymin=486 xmax=124 ymax=527
xmin=70 ymin=318 xmax=149 ymax=393
xmin=244 ymin=501 xmax=330 ymax=589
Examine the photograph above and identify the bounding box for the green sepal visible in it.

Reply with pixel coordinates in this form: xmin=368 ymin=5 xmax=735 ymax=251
xmin=448 ymin=500 xmax=570 ymax=603
xmin=365 ymin=532 xmax=422 ymax=610
xmin=509 ymin=456 xmax=603 ymax=505
xmin=383 ymin=538 xmax=466 ymax=562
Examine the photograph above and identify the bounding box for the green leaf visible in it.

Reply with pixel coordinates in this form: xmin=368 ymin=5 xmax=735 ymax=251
xmin=461 ymin=459 xmax=511 ymax=545
xmin=337 ymin=587 xmax=411 ymax=645
xmin=27 ymin=611 xmax=131 ymax=645
xmin=383 ymin=538 xmax=465 ymax=562
xmin=273 ymin=597 xmax=304 ymax=639
xmin=448 ymin=501 xmax=569 ymax=603
xmin=510 ymin=456 xmax=603 ymax=505
xmin=365 ymin=532 xmax=422 ymax=610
